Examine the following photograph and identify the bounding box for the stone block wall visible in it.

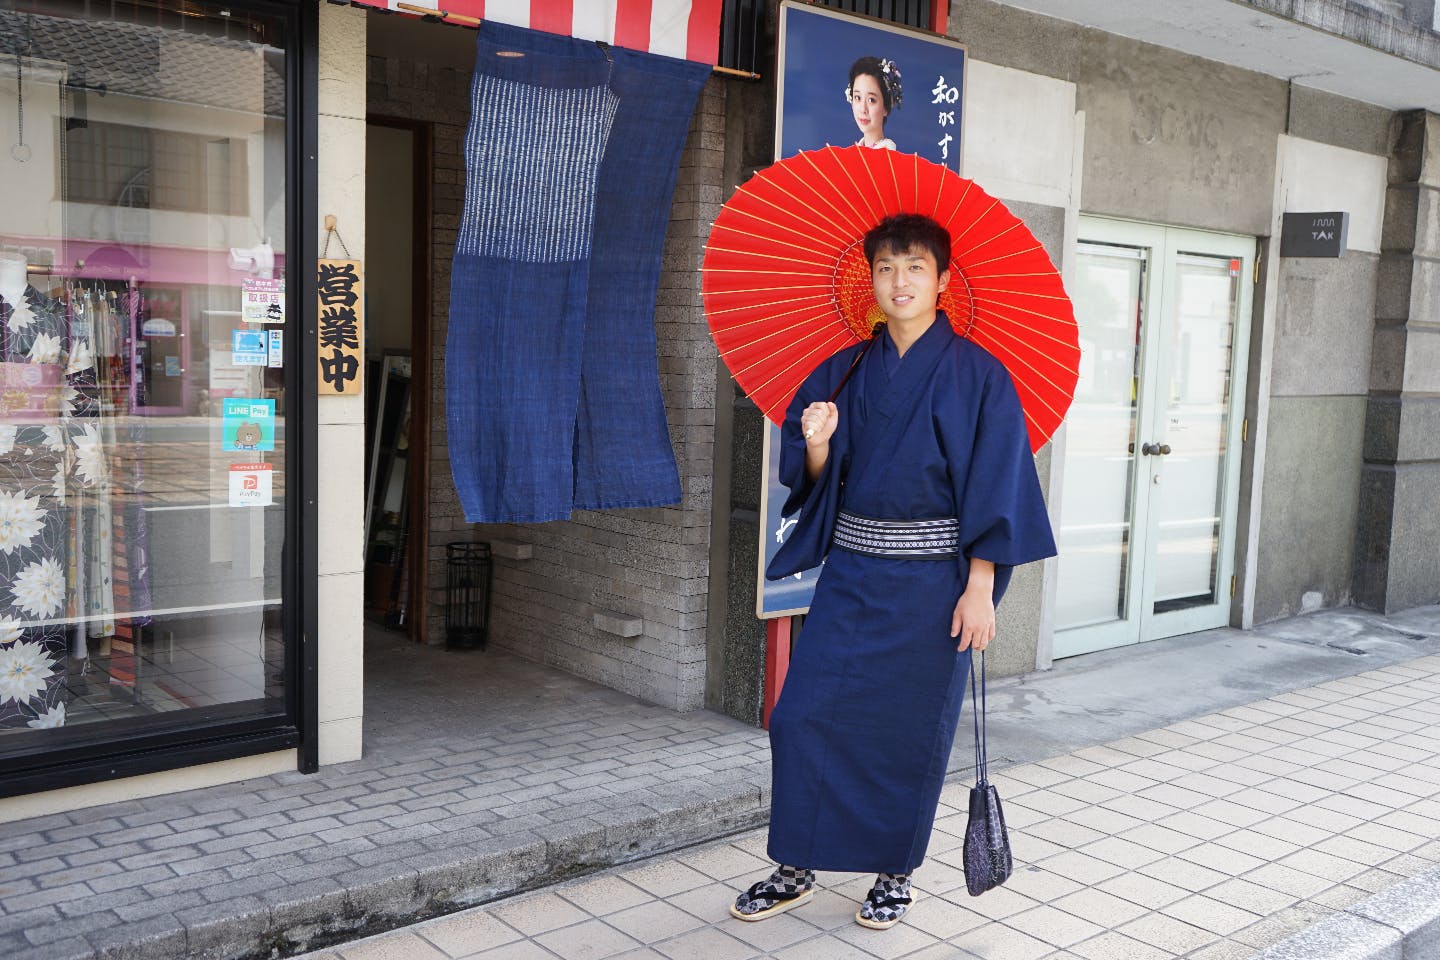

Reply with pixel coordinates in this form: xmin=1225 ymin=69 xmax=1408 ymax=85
xmin=1354 ymin=111 xmax=1440 ymax=614
xmin=370 ymin=43 xmax=726 ymax=711
xmin=1252 ymin=126 xmax=1391 ymax=623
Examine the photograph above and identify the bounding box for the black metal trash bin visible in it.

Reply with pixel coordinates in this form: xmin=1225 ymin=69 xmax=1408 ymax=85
xmin=445 ymin=542 xmax=493 ymax=650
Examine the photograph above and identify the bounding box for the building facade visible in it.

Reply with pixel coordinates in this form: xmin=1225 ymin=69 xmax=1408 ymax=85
xmin=2 ymin=0 xmax=1437 ymax=818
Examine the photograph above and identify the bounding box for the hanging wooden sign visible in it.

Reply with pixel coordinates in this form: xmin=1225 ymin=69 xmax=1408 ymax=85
xmin=316 ymin=258 xmax=364 ymax=395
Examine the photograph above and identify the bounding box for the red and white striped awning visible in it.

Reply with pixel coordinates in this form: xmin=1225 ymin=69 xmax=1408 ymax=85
xmin=361 ymin=0 xmax=723 ymax=65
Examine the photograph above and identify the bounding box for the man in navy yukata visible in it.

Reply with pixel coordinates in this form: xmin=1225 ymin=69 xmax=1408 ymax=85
xmin=731 ymin=213 xmax=1056 ymax=930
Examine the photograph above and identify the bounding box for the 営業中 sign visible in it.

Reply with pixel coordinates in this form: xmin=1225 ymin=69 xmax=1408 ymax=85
xmin=317 ymin=259 xmax=364 ymax=395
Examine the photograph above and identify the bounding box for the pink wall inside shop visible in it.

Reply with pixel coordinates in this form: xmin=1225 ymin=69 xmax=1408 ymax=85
xmin=4 ymin=236 xmax=286 ymax=287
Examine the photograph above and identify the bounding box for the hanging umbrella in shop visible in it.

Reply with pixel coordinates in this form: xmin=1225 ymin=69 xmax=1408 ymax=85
xmin=700 ymin=144 xmax=1080 ymax=452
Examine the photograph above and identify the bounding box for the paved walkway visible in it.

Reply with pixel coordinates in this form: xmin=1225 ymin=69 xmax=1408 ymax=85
xmin=3 ymin=607 xmax=1438 ymax=958
xmin=0 ymin=628 xmax=772 ymax=960
xmin=296 ymin=651 xmax=1440 ymax=960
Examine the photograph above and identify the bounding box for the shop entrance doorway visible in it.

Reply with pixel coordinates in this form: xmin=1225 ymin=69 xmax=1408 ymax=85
xmin=1053 ymin=218 xmax=1255 ymax=658
xmin=362 ymin=117 xmax=431 ymax=642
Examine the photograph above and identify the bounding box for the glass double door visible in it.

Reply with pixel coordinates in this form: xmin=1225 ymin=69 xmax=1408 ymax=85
xmin=1053 ymin=218 xmax=1254 ymax=658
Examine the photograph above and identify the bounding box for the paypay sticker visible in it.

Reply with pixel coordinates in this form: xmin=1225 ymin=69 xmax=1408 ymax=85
xmin=228 ymin=462 xmax=274 ymax=507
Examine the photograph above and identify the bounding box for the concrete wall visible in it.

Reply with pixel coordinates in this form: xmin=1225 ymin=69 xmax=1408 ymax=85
xmin=1076 ymin=33 xmax=1287 ymax=235
xmin=1252 ymin=136 xmax=1388 ymax=623
xmin=369 ymin=31 xmax=724 ymax=711
xmin=993 ymin=201 xmax=1064 ymax=677
xmin=1238 ymin=0 xmax=1440 ymax=65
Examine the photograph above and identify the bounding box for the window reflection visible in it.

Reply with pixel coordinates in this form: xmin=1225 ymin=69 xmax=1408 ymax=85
xmin=0 ymin=0 xmax=287 ymax=747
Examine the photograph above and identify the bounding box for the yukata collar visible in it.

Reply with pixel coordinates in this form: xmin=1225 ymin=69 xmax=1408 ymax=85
xmin=865 ymin=311 xmax=954 ymax=421
xmin=878 ymin=310 xmax=953 ymax=361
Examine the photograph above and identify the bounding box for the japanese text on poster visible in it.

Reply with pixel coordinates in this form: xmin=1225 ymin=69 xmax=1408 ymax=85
xmin=317 ymin=259 xmax=364 ymax=395
xmin=242 ymin=278 xmax=286 ymax=324
xmin=931 ymin=75 xmax=960 ymax=162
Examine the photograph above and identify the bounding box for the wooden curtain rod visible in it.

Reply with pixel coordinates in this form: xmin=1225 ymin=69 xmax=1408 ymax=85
xmin=390 ymin=3 xmax=760 ymax=80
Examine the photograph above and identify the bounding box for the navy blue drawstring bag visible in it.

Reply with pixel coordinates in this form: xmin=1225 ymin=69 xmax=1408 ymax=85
xmin=964 ymin=650 xmax=1014 ymax=896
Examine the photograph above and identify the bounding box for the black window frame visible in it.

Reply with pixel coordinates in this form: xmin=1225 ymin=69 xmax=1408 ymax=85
xmin=0 ymin=0 xmax=319 ymax=799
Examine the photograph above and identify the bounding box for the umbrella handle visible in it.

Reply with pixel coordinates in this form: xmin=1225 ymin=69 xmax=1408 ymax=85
xmin=804 ymin=323 xmax=885 ymax=440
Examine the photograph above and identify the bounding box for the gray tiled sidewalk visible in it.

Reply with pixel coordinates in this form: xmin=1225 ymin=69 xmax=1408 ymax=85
xmin=0 ymin=628 xmax=773 ymax=960
xmin=296 ymin=651 xmax=1440 ymax=960
xmin=3 ymin=607 xmax=1439 ymax=959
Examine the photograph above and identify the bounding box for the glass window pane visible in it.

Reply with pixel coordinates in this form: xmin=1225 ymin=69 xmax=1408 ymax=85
xmin=1054 ymin=243 xmax=1146 ymax=631
xmin=0 ymin=0 xmax=288 ymax=751
xmin=1151 ymin=253 xmax=1239 ymax=613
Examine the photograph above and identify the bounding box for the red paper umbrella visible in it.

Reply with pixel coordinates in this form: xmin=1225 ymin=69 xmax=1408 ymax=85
xmin=701 ymin=145 xmax=1079 ymax=452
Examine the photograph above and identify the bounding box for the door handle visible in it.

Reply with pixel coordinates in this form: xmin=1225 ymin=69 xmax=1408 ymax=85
xmin=1141 ymin=442 xmax=1159 ymax=456
xmin=1159 ymin=443 xmax=1171 ymax=456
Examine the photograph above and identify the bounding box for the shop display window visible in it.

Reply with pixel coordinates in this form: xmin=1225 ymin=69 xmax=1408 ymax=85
xmin=0 ymin=0 xmax=304 ymax=788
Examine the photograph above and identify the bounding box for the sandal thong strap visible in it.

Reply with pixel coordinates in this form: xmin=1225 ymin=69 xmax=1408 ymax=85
xmin=866 ymin=895 xmax=913 ymax=910
xmin=744 ymin=881 xmax=804 ymax=903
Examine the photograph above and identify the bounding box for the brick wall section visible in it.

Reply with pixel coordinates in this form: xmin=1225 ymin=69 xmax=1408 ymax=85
xmin=370 ymin=53 xmax=727 ymax=712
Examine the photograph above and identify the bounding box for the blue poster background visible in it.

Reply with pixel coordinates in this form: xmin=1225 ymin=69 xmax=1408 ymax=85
xmin=778 ymin=4 xmax=966 ymax=170
xmin=757 ymin=3 xmax=967 ymax=617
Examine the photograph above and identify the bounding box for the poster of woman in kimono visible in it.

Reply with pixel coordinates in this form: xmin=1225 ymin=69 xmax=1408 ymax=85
xmin=760 ymin=1 xmax=969 ymax=617
xmin=775 ymin=2 xmax=966 ymax=172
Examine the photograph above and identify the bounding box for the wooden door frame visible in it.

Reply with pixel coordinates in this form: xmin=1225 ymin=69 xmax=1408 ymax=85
xmin=367 ymin=115 xmax=432 ymax=644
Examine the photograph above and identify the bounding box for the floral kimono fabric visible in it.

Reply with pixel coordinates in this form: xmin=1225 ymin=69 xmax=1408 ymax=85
xmin=0 ymin=285 xmax=102 ymax=730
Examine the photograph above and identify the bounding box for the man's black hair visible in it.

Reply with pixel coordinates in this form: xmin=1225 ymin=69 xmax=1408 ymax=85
xmin=863 ymin=213 xmax=951 ymax=274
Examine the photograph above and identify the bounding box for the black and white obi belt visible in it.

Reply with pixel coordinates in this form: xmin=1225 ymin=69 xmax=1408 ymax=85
xmin=832 ymin=512 xmax=960 ymax=559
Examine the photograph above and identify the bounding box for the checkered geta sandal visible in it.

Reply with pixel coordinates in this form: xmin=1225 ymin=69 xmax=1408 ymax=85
xmin=730 ymin=865 xmax=815 ymax=921
xmin=855 ymin=873 xmax=913 ymax=929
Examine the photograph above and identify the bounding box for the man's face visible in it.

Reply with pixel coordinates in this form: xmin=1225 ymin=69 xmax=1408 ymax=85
xmin=871 ymin=244 xmax=949 ymax=325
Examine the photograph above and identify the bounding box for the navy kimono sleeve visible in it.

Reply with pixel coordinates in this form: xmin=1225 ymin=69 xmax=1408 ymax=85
xmin=766 ymin=348 xmax=858 ymax=579
xmin=776 ymin=372 xmax=836 ymax=517
xmin=946 ymin=360 xmax=1057 ymax=602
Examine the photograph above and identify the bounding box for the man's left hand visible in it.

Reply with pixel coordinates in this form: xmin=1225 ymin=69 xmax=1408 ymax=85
xmin=951 ymin=588 xmax=996 ymax=652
